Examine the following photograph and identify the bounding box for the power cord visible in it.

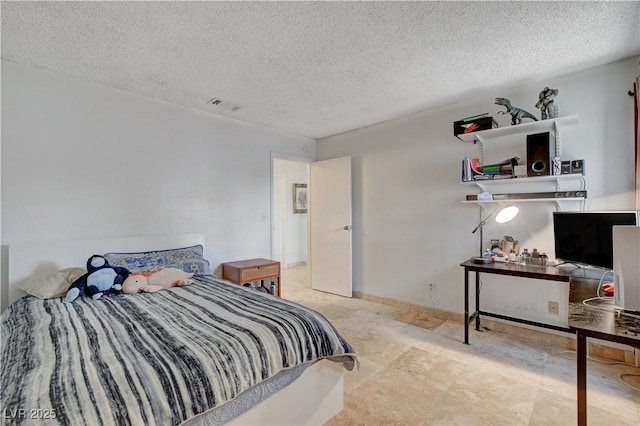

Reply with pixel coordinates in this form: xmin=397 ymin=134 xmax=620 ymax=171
xmin=473 ymin=278 xmax=492 ymax=332
xmin=582 ymin=296 xmax=615 ymax=313
xmin=619 ymin=374 xmax=640 ymax=392
xmin=560 ymin=350 xmax=640 ymax=392
xmin=582 ymin=297 xmax=640 ymax=320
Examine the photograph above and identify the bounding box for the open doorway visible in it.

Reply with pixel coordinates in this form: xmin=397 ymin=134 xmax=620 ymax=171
xmin=271 ymin=156 xmax=310 ymax=294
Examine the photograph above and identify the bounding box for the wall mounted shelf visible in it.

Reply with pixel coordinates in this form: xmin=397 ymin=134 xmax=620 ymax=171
xmin=461 ymin=173 xmax=586 ymax=192
xmin=457 ymin=115 xmax=579 ymax=143
xmin=459 ymin=114 xmax=585 ymax=212
xmin=462 ymin=173 xmax=586 ymax=209
xmin=462 ymin=197 xmax=585 ymax=208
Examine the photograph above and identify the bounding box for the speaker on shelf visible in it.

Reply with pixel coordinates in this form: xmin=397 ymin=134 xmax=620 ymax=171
xmin=526 ymin=132 xmax=552 ymax=177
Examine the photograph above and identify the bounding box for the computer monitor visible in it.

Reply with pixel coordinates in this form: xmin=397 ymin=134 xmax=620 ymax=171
xmin=553 ymin=211 xmax=638 ymax=269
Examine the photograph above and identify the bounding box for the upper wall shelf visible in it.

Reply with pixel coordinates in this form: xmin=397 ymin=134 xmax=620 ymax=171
xmin=457 ymin=115 xmax=579 ymax=143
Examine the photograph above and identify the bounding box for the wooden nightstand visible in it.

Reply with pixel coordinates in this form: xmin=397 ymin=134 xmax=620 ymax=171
xmin=222 ymin=258 xmax=281 ymax=296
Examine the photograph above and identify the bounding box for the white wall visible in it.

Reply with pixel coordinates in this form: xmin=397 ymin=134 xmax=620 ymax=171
xmin=317 ymin=57 xmax=639 ymax=324
xmin=273 ymin=158 xmax=309 ymax=267
xmin=1 ymin=61 xmax=316 ymax=284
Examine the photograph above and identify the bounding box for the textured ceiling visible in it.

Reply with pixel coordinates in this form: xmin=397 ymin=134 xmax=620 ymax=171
xmin=2 ymin=1 xmax=639 ymax=139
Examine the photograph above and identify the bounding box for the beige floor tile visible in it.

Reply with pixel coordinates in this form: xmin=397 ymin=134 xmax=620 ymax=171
xmin=445 ymin=369 xmax=539 ymax=423
xmin=342 ymin=355 xmax=385 ymax=393
xmin=585 ymin=361 xmax=640 ymax=420
xmin=347 ymin=366 xmax=448 ymax=425
xmin=278 ymin=266 xmax=640 ymax=426
xmin=539 ymin=353 xmax=578 ymax=396
xmin=422 ymin=392 xmax=522 ymax=425
xmin=386 ymin=347 xmax=467 ymax=392
xmin=530 ymin=388 xmax=638 ymax=425
xmin=469 ymin=338 xmax=548 ymax=387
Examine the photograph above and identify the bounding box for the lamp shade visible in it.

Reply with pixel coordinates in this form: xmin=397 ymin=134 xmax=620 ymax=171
xmin=495 ymin=206 xmax=519 ymax=224
xmin=472 ymin=205 xmax=519 ymax=257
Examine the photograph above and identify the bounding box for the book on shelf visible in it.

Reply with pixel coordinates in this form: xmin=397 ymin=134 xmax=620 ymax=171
xmin=473 ymin=174 xmax=514 ymax=181
xmin=460 ymin=113 xmax=489 ymax=122
xmin=462 ymin=156 xmax=520 ymax=181
xmin=461 ymin=157 xmax=483 ymax=181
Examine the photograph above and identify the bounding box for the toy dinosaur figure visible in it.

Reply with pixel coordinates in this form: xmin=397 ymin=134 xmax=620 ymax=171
xmin=494 ymin=97 xmax=538 ymax=125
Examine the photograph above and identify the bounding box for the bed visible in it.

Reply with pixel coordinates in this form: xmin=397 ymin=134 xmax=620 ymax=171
xmin=1 ymin=234 xmax=357 ymax=425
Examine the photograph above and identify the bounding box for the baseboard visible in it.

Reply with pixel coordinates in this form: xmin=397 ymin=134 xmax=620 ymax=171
xmin=352 ymin=291 xmax=634 ymax=363
xmin=353 ymin=291 xmax=463 ymax=324
xmin=284 ymin=261 xmax=307 ymax=269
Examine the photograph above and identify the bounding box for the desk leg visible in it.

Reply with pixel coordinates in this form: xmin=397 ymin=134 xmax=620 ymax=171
xmin=475 ymin=271 xmax=481 ymax=331
xmin=577 ymin=330 xmax=587 ymax=426
xmin=464 ymin=267 xmax=469 ymax=344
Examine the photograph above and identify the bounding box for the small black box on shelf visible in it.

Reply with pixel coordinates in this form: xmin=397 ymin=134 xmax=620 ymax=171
xmin=453 ymin=115 xmax=497 ymax=139
xmin=570 ymin=159 xmax=585 ymax=175
xmin=561 ymin=161 xmax=571 ymax=174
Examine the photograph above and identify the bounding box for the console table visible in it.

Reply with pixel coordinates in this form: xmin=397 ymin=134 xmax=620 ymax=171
xmin=569 ymin=301 xmax=640 ymax=426
xmin=460 ymin=259 xmax=574 ymax=345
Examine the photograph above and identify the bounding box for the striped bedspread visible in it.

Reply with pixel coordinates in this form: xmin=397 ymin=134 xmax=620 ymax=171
xmin=0 ymin=276 xmax=357 ymax=425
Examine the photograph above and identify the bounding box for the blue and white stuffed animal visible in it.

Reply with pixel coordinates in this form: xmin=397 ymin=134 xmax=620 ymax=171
xmin=65 ymin=255 xmax=130 ymax=302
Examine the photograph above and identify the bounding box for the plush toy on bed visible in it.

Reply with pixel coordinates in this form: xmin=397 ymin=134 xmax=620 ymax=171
xmin=65 ymin=255 xmax=130 ymax=302
xmin=122 ymin=268 xmax=194 ymax=294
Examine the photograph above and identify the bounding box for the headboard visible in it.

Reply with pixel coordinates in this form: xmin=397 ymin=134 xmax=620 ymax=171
xmin=4 ymin=234 xmax=205 ymax=312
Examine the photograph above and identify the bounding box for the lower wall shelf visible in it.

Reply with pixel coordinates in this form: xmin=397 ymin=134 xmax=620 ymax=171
xmin=462 ymin=197 xmax=585 ymax=208
xmin=463 ymin=197 xmax=585 ymax=203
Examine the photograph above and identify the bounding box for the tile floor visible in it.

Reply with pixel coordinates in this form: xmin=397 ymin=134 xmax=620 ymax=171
xmin=280 ymin=266 xmax=640 ymax=425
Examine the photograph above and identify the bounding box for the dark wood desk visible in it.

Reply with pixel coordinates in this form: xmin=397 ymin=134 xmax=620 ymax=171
xmin=569 ymin=301 xmax=640 ymax=426
xmin=460 ymin=259 xmax=574 ymax=345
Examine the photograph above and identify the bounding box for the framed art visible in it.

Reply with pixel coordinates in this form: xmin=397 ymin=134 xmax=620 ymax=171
xmin=293 ymin=183 xmax=308 ymax=214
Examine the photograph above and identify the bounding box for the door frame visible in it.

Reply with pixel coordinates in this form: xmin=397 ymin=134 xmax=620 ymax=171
xmin=272 ymin=175 xmax=286 ymax=265
xmin=270 ymin=153 xmax=312 ymax=272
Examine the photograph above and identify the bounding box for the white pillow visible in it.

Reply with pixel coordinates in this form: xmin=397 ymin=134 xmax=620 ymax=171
xmin=18 ymin=267 xmax=86 ymax=299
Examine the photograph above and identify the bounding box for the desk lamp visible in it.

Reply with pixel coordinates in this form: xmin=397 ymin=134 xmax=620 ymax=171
xmin=471 ymin=205 xmax=519 ymax=257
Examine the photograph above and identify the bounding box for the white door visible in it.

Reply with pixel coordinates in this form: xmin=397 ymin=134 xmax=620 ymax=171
xmin=309 ymin=156 xmax=352 ymax=297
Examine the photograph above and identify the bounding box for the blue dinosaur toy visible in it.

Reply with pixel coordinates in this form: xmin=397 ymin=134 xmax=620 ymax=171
xmin=65 ymin=255 xmax=130 ymax=302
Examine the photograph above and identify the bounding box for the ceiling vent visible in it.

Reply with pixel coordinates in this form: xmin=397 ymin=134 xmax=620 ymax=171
xmin=206 ymin=98 xmax=242 ymax=112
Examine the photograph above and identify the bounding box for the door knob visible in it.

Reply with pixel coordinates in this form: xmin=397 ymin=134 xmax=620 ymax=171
xmin=343 ymin=225 xmax=351 ymax=231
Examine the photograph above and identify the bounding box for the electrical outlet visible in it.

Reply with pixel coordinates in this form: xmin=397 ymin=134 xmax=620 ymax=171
xmin=428 ymin=282 xmax=436 ymax=292
xmin=548 ymin=301 xmax=559 ymax=315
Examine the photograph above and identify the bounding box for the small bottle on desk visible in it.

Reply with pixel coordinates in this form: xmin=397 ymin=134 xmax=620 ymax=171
xmin=540 ymin=252 xmax=548 ymax=266
xmin=509 ymin=249 xmax=518 ymax=262
xmin=531 ymin=248 xmax=541 ymax=265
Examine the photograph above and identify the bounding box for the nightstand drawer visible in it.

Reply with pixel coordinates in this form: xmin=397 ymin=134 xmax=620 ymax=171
xmin=239 ymin=263 xmax=279 ymax=282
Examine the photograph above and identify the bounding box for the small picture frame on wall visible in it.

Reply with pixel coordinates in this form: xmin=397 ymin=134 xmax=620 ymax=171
xmin=293 ymin=183 xmax=307 ymax=214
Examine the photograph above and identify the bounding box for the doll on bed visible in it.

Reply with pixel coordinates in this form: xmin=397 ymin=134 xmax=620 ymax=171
xmin=122 ymin=267 xmax=194 ymax=294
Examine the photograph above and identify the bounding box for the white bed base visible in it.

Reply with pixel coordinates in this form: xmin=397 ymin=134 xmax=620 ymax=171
xmin=4 ymin=234 xmax=344 ymax=425
xmin=224 ymin=360 xmax=343 ymax=426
